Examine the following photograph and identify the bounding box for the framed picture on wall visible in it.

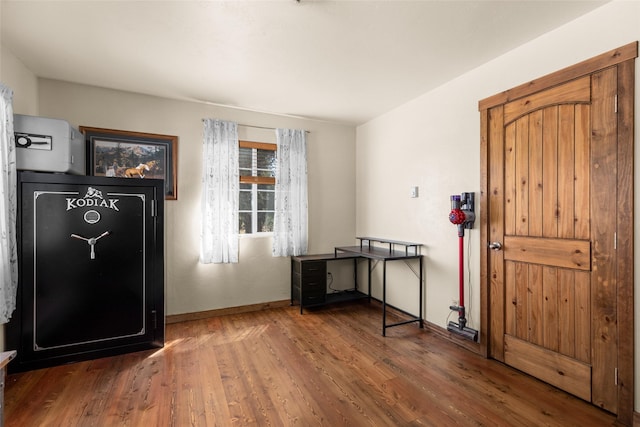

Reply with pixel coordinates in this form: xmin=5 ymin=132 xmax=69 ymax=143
xmin=80 ymin=126 xmax=178 ymax=200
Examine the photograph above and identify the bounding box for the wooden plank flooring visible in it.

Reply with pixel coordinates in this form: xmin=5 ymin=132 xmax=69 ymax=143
xmin=4 ymin=302 xmax=617 ymax=426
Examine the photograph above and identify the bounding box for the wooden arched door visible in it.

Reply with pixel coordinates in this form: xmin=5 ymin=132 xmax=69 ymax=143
xmin=479 ymin=42 xmax=636 ymax=424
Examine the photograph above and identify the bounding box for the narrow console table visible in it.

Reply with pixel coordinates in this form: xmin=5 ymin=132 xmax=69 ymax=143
xmin=291 ymin=237 xmax=423 ymax=336
xmin=335 ymin=237 xmax=423 ymax=336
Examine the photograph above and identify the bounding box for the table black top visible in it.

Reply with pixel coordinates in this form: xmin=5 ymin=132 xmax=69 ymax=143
xmin=335 ymin=245 xmax=422 ymax=261
xmin=356 ymin=236 xmax=421 ymax=247
xmin=292 ymin=238 xmax=423 ymax=262
xmin=291 ymin=252 xmax=362 ymax=262
xmin=351 ymin=237 xmax=422 ymax=258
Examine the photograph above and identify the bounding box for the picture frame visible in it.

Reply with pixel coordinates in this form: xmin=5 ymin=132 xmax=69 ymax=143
xmin=80 ymin=126 xmax=178 ymax=200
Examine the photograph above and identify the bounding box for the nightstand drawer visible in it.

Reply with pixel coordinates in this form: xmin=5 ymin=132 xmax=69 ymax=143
xmin=301 ymin=293 xmax=326 ymax=305
xmin=292 ymin=272 xmax=326 ymax=294
xmin=293 ymin=260 xmax=326 ymax=277
xmin=302 ymin=261 xmax=325 ymax=276
xmin=302 ymin=277 xmax=326 ymax=294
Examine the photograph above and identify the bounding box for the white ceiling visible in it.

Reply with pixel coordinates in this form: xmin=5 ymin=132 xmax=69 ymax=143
xmin=1 ymin=0 xmax=608 ymax=125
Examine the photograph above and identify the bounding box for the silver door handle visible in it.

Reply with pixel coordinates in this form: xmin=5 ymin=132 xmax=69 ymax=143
xmin=488 ymin=242 xmax=502 ymax=251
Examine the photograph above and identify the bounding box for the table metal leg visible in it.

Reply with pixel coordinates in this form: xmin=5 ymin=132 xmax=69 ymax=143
xmin=368 ymin=258 xmax=372 ymax=300
xmin=419 ymin=256 xmax=424 ymax=328
xmin=353 ymin=258 xmax=358 ymax=291
xmin=382 ymin=260 xmax=387 ymax=336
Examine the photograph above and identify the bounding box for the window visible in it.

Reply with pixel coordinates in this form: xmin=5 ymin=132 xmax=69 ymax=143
xmin=238 ymin=141 xmax=276 ymax=234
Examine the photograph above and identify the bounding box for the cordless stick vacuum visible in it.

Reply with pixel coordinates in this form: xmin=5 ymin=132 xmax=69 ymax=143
xmin=447 ymin=193 xmax=479 ymax=342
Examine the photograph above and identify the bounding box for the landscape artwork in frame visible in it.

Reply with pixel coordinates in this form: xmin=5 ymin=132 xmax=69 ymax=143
xmin=80 ymin=127 xmax=178 ymax=200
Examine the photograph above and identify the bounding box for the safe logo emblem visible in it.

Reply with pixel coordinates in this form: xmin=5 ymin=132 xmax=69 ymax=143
xmin=66 ymin=187 xmax=120 ymax=211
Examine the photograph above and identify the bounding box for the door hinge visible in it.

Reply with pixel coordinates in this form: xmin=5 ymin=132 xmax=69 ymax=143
xmin=615 ymin=94 xmax=618 ymax=113
xmin=615 ymin=367 xmax=619 ymax=385
xmin=614 ymin=232 xmax=617 ymax=250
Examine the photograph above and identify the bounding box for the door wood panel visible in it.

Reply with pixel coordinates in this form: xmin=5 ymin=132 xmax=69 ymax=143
xmin=503 ymin=236 xmax=590 ymax=270
xmin=503 ymin=89 xmax=594 ymax=399
xmin=499 ymin=80 xmax=595 ymax=407
xmin=589 ymin=66 xmax=618 ymax=412
xmin=614 ymin=56 xmax=635 ymax=422
xmin=479 ymin=43 xmax=637 ymax=424
xmin=503 ymin=75 xmax=591 ymax=124
xmin=504 ymin=335 xmax=591 ymax=401
xmin=487 ymin=105 xmax=506 ymax=362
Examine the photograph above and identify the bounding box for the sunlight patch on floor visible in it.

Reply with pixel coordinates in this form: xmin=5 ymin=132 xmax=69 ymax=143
xmin=147 ymin=324 xmax=270 ymax=357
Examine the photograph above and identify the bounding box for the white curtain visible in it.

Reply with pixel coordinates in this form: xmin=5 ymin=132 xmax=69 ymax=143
xmin=200 ymin=119 xmax=239 ymax=264
xmin=0 ymin=84 xmax=17 ymax=323
xmin=272 ymin=128 xmax=308 ymax=257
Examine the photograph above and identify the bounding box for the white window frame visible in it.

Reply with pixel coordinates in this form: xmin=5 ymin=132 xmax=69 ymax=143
xmin=239 ymin=140 xmax=276 ymax=235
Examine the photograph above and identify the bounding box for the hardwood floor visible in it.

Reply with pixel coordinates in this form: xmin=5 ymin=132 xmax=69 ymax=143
xmin=4 ymin=301 xmax=617 ymax=426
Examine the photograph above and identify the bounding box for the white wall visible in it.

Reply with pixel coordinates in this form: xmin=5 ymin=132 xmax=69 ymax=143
xmin=356 ymin=0 xmax=640 ymax=409
xmin=0 ymin=45 xmax=38 ymax=115
xmin=27 ymin=79 xmax=357 ymax=316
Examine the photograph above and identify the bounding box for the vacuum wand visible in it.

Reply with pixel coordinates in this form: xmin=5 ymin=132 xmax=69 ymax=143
xmin=447 ymin=193 xmax=478 ymax=342
xmin=448 ymin=235 xmax=468 ymax=329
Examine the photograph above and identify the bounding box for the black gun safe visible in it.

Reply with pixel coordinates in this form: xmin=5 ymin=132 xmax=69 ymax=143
xmin=7 ymin=172 xmax=165 ymax=372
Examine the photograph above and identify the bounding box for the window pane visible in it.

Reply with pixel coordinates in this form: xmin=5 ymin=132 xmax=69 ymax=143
xmin=258 ymin=190 xmax=274 ymax=210
xmin=257 ymin=149 xmax=276 ymax=169
xmin=258 ymin=212 xmax=274 ymax=233
xmin=239 ymin=212 xmax=252 ymax=234
xmin=257 ymin=149 xmax=276 ymax=177
xmin=239 ymin=147 xmax=252 ymax=169
xmin=238 ymin=146 xmax=276 ymax=234
xmin=239 ymin=190 xmax=252 ymax=210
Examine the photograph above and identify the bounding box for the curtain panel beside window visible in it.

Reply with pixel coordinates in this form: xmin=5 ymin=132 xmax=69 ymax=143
xmin=272 ymin=128 xmax=308 ymax=257
xmin=200 ymin=119 xmax=239 ymax=264
xmin=0 ymin=83 xmax=18 ymax=323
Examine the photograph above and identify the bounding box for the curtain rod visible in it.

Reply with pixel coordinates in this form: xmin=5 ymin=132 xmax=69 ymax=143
xmin=239 ymin=123 xmax=311 ymax=134
xmin=202 ymin=119 xmax=309 ymax=133
xmin=239 ymin=123 xmax=276 ymax=131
